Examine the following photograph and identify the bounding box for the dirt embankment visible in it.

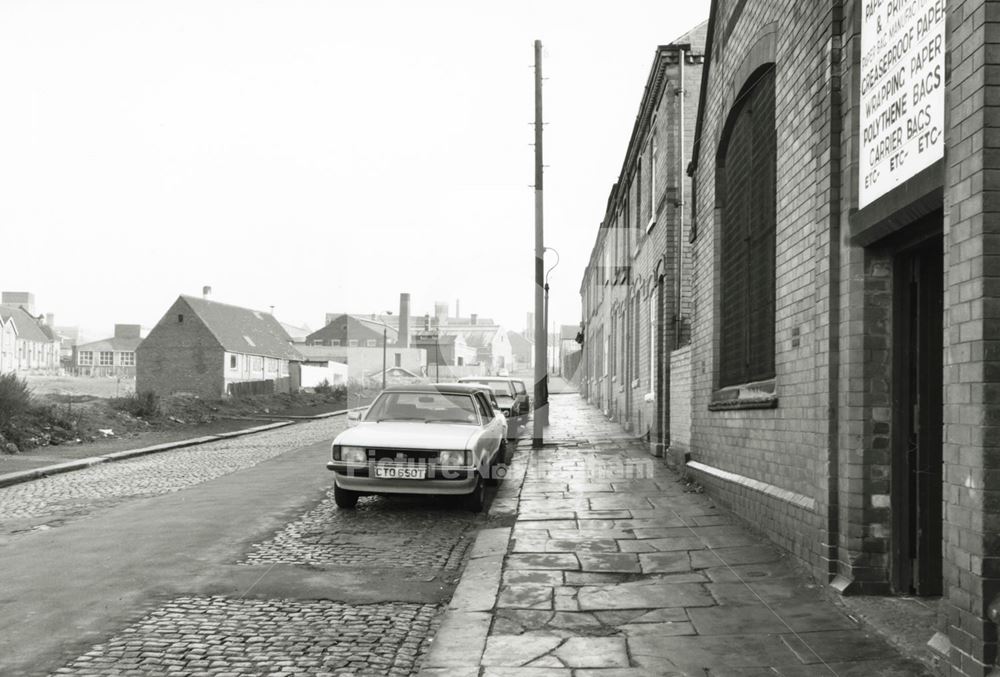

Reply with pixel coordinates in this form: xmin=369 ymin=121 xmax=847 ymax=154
xmin=0 ymin=386 xmax=373 ymax=460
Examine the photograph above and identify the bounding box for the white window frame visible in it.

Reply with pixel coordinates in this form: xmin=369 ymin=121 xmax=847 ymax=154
xmin=99 ymin=351 xmax=114 ymax=366
xmin=366 ymin=339 xmax=377 ymax=347
xmin=79 ymin=351 xmax=93 ymax=366
xmin=119 ymin=351 xmax=135 ymax=367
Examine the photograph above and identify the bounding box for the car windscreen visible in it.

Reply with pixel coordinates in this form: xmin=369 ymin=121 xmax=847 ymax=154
xmin=365 ymin=392 xmax=480 ymax=425
xmin=513 ymin=381 xmax=527 ymax=395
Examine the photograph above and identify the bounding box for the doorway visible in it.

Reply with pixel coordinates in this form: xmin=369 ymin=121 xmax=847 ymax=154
xmin=892 ymin=227 xmax=944 ymax=595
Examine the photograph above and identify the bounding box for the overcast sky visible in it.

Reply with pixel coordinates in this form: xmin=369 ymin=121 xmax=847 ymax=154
xmin=1 ymin=0 xmax=710 ymax=340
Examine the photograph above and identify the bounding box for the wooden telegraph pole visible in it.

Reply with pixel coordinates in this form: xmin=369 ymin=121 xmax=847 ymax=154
xmin=532 ymin=39 xmax=548 ymax=446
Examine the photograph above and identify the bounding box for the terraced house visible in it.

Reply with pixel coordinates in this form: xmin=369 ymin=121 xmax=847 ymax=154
xmin=668 ymin=0 xmax=999 ymax=673
xmin=0 ymin=292 xmax=60 ymax=375
xmin=579 ymin=24 xmax=706 ymax=459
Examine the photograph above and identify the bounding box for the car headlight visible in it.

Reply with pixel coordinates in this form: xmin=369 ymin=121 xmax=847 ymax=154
xmin=339 ymin=446 xmax=367 ymax=464
xmin=438 ymin=449 xmax=467 ymax=466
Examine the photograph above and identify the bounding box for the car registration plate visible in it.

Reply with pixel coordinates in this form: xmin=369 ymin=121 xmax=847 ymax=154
xmin=374 ymin=465 xmax=426 ymax=479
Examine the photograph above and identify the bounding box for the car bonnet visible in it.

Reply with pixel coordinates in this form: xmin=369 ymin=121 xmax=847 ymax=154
xmin=333 ymin=421 xmax=478 ymax=450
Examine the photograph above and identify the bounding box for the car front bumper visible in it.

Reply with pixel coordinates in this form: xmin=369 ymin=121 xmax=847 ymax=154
xmin=329 ymin=466 xmax=479 ymax=495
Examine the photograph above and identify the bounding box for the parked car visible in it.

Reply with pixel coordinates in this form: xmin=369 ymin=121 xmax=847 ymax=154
xmin=328 ymin=384 xmax=508 ymax=512
xmin=451 ymin=382 xmax=512 ymax=437
xmin=458 ymin=377 xmax=530 ymax=431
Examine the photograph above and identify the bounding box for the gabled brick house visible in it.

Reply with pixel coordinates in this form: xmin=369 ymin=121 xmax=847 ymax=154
xmin=307 ymin=314 xmax=398 ymax=348
xmin=137 ymin=295 xmax=301 ymax=398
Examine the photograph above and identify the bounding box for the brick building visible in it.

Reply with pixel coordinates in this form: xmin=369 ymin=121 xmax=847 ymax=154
xmin=306 ymin=314 xmax=398 ymax=348
xmin=74 ymin=324 xmax=143 ymax=377
xmin=676 ymin=0 xmax=996 ymax=673
xmin=578 ymin=25 xmax=707 ymax=457
xmin=138 ymin=295 xmax=301 ymax=398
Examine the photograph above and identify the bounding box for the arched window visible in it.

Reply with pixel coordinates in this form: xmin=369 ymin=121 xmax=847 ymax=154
xmin=717 ymin=66 xmax=776 ymax=387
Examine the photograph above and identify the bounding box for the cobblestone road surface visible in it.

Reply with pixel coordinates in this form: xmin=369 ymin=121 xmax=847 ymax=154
xmin=51 ymin=597 xmax=440 ymax=677
xmin=243 ymin=492 xmax=480 ymax=571
xmin=0 ymin=417 xmax=345 ymax=526
xmin=2 ymin=413 xmax=509 ymax=676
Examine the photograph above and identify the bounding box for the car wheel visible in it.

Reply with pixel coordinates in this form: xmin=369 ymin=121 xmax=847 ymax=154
xmin=487 ymin=441 xmax=508 ymax=485
xmin=463 ymin=475 xmax=486 ymax=512
xmin=334 ymin=483 xmax=359 ymax=509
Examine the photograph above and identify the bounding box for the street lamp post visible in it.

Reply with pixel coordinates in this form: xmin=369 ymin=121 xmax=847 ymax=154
xmin=381 ymin=310 xmax=393 ymax=391
xmin=543 ymin=246 xmax=559 ymax=414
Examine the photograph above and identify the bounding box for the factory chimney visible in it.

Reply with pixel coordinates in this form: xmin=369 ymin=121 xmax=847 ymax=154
xmin=397 ymin=293 xmax=410 ymax=347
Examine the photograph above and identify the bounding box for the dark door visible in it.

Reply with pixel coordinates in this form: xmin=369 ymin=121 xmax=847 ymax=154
xmin=656 ymin=278 xmax=668 ymax=449
xmin=893 ymin=234 xmax=943 ymax=595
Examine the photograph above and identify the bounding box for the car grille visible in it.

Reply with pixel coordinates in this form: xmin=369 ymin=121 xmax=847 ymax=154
xmin=367 ymin=448 xmax=438 ymax=463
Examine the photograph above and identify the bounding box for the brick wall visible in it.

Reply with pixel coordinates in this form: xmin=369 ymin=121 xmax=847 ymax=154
xmin=938 ymin=0 xmax=1000 ymax=673
xmin=688 ymin=0 xmax=837 ymax=572
xmin=137 ymin=297 xmax=225 ymax=399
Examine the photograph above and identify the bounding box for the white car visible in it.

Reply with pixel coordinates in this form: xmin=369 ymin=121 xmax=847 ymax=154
xmin=327 ymin=384 xmax=508 ymax=511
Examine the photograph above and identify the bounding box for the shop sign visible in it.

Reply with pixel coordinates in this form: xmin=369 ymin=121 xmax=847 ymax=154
xmin=859 ymin=0 xmax=946 ymax=207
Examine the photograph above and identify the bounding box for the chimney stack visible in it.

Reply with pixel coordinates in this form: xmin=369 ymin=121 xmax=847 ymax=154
xmin=115 ymin=324 xmax=142 ymax=339
xmin=456 ymin=299 xmax=460 ymax=319
xmin=398 ymin=293 xmax=410 ymax=347
xmin=471 ymin=313 xmax=478 ymax=325
xmin=202 ymin=285 xmax=212 ymax=299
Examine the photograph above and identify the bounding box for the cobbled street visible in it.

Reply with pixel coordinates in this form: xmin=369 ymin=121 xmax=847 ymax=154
xmin=0 ymin=414 xmax=513 ymax=676
xmin=0 ymin=418 xmax=347 ymax=527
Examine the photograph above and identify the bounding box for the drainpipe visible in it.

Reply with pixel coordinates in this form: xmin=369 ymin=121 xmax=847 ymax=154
xmin=674 ymin=46 xmax=687 ymax=348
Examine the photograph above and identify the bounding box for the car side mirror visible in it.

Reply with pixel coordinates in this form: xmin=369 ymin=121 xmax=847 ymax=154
xmin=347 ymin=410 xmax=363 ymax=428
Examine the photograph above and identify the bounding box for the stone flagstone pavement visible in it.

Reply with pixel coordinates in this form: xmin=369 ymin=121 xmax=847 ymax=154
xmin=418 ymin=391 xmax=934 ymax=676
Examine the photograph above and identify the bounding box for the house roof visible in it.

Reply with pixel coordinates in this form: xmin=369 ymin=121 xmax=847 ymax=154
xmin=0 ymin=305 xmax=55 ymax=343
xmin=441 ymin=328 xmax=497 ymax=348
xmin=279 ymin=321 xmax=312 ymax=341
xmin=445 ymin=316 xmax=497 ymax=327
xmin=179 ymin=295 xmax=302 ymax=361
xmin=76 ymin=336 xmax=143 ymax=353
xmin=306 ymin=314 xmax=399 ymax=344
